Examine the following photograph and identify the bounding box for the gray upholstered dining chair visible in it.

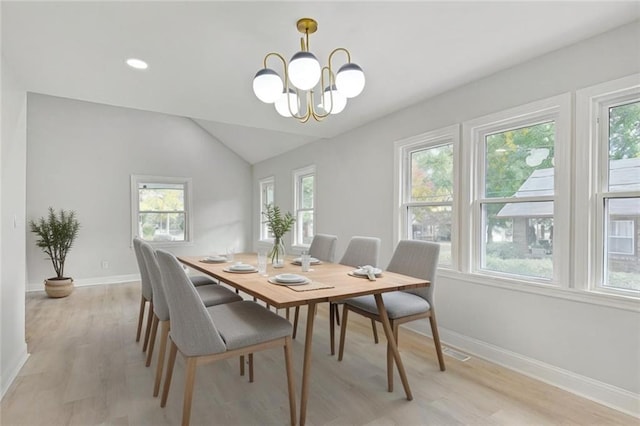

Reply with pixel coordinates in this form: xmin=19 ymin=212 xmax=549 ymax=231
xmin=133 ymin=237 xmax=156 ymax=351
xmin=338 ymin=240 xmax=445 ymax=392
xmin=133 ymin=237 xmax=217 ymax=351
xmin=139 ymin=240 xmax=242 ymax=397
xmin=309 ymin=233 xmax=338 ymax=263
xmin=155 ymin=250 xmax=296 ymax=426
xmin=291 ymin=233 xmax=338 ymax=336
xmin=292 ymin=235 xmax=381 ymax=355
xmin=329 ymin=236 xmax=381 ymax=354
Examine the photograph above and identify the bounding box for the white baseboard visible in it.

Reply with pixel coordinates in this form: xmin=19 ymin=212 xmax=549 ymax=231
xmin=404 ymin=322 xmax=640 ymax=419
xmin=27 ymin=273 xmax=140 ymax=292
xmin=1 ymin=346 xmax=29 ymax=401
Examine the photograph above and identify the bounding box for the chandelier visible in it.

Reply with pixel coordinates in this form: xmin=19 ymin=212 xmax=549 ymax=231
xmin=252 ymin=18 xmax=365 ymax=123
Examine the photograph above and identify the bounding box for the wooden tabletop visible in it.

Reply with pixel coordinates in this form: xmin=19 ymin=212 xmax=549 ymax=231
xmin=179 ymin=254 xmax=430 ymax=309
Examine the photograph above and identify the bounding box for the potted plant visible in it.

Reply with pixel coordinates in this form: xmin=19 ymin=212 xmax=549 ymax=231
xmin=262 ymin=204 xmax=295 ymax=267
xmin=29 ymin=207 xmax=80 ymax=298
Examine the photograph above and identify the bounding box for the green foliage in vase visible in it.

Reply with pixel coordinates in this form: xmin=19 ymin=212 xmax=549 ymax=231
xmin=29 ymin=207 xmax=80 ymax=279
xmin=262 ymin=204 xmax=295 ymax=239
xmin=262 ymin=204 xmax=295 ymax=264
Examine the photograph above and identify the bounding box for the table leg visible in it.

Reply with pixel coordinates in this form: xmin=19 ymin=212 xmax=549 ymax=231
xmin=300 ymin=301 xmax=317 ymax=426
xmin=374 ymin=294 xmax=413 ymax=401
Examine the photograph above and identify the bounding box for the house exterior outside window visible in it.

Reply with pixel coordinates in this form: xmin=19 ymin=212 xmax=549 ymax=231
xmin=131 ymin=175 xmax=192 ymax=244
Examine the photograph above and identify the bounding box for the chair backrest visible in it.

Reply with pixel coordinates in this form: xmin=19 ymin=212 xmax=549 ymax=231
xmin=132 ymin=237 xmax=153 ymax=300
xmin=339 ymin=236 xmax=381 ymax=268
xmin=308 ymin=234 xmax=338 ymax=263
xmin=140 ymin=241 xmax=170 ymax=322
xmin=386 ymin=240 xmax=440 ymax=304
xmin=155 ymin=250 xmax=227 ymax=356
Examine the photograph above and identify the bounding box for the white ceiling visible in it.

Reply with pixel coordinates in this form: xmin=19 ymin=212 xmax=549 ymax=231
xmin=3 ymin=1 xmax=639 ymax=164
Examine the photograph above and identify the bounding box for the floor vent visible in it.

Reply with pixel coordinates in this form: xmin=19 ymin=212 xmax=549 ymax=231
xmin=442 ymin=347 xmax=471 ymax=362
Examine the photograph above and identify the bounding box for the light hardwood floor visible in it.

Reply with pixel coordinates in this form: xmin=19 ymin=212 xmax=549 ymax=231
xmin=1 ymin=282 xmax=636 ymax=425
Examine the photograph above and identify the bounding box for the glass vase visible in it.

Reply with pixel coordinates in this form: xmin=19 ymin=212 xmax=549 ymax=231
xmin=270 ymin=237 xmax=286 ymax=268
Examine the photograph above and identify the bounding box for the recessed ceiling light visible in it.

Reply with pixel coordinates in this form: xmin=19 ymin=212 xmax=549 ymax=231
xmin=126 ymin=58 xmax=148 ymax=70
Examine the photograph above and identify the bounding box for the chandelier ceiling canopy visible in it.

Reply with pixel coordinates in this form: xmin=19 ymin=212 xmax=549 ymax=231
xmin=252 ymin=18 xmax=365 ymax=123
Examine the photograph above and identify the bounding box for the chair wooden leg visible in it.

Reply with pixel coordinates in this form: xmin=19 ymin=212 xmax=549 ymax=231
xmin=375 ymin=294 xmax=412 ymax=400
xmin=292 ymin=306 xmax=300 ymax=339
xmin=142 ymin=302 xmax=154 ymax=352
xmin=161 ymin=340 xmax=178 ymax=407
xmin=240 ymin=355 xmax=245 ymax=376
xmin=154 ymin=321 xmax=170 ymax=397
xmin=286 ymin=307 xmax=290 ymax=320
xmin=136 ymin=296 xmax=146 ymax=342
xmin=146 ymin=314 xmax=159 ymax=367
xmin=371 ymin=318 xmax=379 ymax=344
xmin=429 ymin=311 xmax=446 ymax=371
xmin=338 ymin=304 xmax=349 ymax=361
xmin=387 ymin=321 xmax=399 ymax=392
xmin=248 ymin=353 xmax=254 ymax=383
xmin=329 ymin=304 xmax=336 ymax=355
xmin=181 ymin=357 xmax=197 ymax=426
xmin=283 ymin=336 xmax=297 ymax=426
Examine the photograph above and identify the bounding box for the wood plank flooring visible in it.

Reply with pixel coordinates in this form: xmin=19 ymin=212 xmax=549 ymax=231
xmin=1 ymin=282 xmax=636 ymax=425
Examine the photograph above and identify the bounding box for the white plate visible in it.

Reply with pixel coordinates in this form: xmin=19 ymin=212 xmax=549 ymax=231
xmin=200 ymin=256 xmax=227 ymax=264
xmin=274 ymin=273 xmax=306 ymax=283
xmin=268 ymin=277 xmax=310 ymax=286
xmin=230 ymin=263 xmax=255 ymax=271
xmin=353 ymin=267 xmax=382 ymax=277
xmin=292 ymin=257 xmax=321 ymax=264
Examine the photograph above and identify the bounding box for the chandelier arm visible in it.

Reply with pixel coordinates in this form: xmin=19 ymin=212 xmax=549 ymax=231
xmin=309 ymin=89 xmax=330 ymax=121
xmin=262 ymin=52 xmax=287 ymax=70
xmin=328 ymin=47 xmax=352 ymax=68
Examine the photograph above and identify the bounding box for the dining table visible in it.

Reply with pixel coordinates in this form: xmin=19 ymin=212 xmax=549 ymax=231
xmin=179 ymin=253 xmax=430 ymax=426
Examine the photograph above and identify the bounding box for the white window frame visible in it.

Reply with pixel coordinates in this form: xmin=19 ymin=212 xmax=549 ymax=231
xmin=394 ymin=124 xmax=459 ymax=269
xmin=130 ymin=174 xmax=193 ymax=246
xmin=576 ymin=74 xmax=640 ymax=297
xmin=461 ymin=94 xmax=571 ymax=287
xmin=293 ymin=165 xmax=315 ymax=249
xmin=258 ymin=176 xmax=275 ymax=242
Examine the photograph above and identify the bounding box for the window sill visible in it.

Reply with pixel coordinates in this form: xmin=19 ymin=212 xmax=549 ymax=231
xmin=437 ymin=269 xmax=640 ymax=313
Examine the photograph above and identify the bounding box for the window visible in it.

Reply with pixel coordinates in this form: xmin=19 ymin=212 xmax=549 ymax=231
xmin=576 ymin=76 xmax=640 ymax=297
xmin=259 ymin=176 xmax=275 ymax=241
xmin=293 ymin=165 xmax=315 ymax=247
xmin=598 ymin=96 xmax=639 ymax=291
xmin=131 ymin=175 xmax=192 ymax=244
xmin=466 ymin=94 xmax=570 ymax=284
xmin=396 ymin=125 xmax=458 ymax=267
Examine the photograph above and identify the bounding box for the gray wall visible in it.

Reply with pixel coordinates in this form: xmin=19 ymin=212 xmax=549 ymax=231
xmin=252 ymin=21 xmax=640 ymax=412
xmin=1 ymin=54 xmax=29 ymax=396
xmin=26 ymin=94 xmax=252 ymax=289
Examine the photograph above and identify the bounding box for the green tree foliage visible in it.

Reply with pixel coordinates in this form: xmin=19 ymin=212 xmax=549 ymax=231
xmin=609 ymin=101 xmax=640 ymax=159
xmin=411 ymin=145 xmax=453 ymax=202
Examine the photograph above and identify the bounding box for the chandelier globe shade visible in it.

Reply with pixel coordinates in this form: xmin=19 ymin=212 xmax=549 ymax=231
xmin=253 ymin=68 xmax=284 ymax=103
xmin=252 ymin=17 xmax=365 ymax=122
xmin=335 ymin=63 xmax=365 ymax=98
xmin=318 ymin=85 xmax=347 ymax=115
xmin=275 ymin=89 xmax=299 ymax=117
xmin=288 ymin=51 xmax=321 ymax=91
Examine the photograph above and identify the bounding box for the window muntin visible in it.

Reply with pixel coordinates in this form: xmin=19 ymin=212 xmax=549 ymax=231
xmin=398 ymin=128 xmax=457 ymax=268
xmin=600 ymin=99 xmax=640 ymax=292
xmin=475 ymin=115 xmax=560 ymax=281
xmin=132 ymin=176 xmax=192 ymax=243
xmin=294 ymin=166 xmax=315 ymax=246
xmin=259 ymin=177 xmax=275 ymax=241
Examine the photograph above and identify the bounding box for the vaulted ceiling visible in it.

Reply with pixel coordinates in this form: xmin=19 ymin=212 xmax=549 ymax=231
xmin=3 ymin=1 xmax=639 ymax=163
